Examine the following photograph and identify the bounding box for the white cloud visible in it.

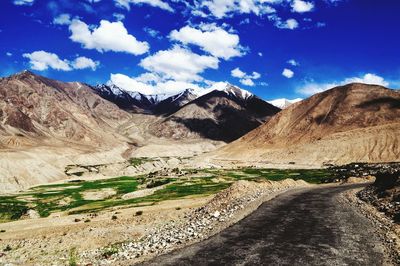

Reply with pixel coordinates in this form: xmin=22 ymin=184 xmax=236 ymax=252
xmin=282 ymin=68 xmax=294 ymax=78
xmin=282 ymin=19 xmax=299 ymax=29
xmin=113 ymin=13 xmax=126 ymax=21
xmin=23 ymin=51 xmax=99 ymax=71
xmin=69 ymin=19 xmax=149 ymax=55
xmin=269 ymin=15 xmax=299 ymax=30
xmin=240 ymin=78 xmax=255 ymax=86
xmin=287 ymin=59 xmax=299 ymax=66
xmin=23 ymin=51 xmax=71 ymax=71
xmin=231 ymin=67 xmax=246 ymax=78
xmin=169 ymin=24 xmax=244 ymax=60
xmin=110 ymin=73 xmax=205 ymax=96
xmin=231 ymin=67 xmax=261 ymax=86
xmin=297 ymin=73 xmax=390 ymax=96
xmin=139 ymin=46 xmax=219 ymax=82
xmin=291 ymin=0 xmax=314 ymax=13
xmin=344 ymin=73 xmax=389 ymax=86
xmin=71 ymin=56 xmax=99 ymax=70
xmin=6 ymin=52 xmax=12 ymax=57
xmin=197 ymin=0 xmax=276 ymax=19
xmin=53 ymin=13 xmax=72 ymax=25
xmin=258 ymin=52 xmax=263 ymax=57
xmin=114 ymin=0 xmax=173 ymax=12
xmin=13 ymin=0 xmax=34 ymax=6
xmin=144 ymin=27 xmax=162 ymax=39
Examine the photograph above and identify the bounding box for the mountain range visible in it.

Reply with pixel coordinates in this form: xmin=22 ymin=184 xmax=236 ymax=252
xmin=0 ymin=71 xmax=280 ymax=149
xmin=1 ymin=71 xmax=399 ymax=191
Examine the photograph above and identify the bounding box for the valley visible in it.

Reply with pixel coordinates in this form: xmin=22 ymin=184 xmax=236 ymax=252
xmin=0 ymin=71 xmax=399 ymax=265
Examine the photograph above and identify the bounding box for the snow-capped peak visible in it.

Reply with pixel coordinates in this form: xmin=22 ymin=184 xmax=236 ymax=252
xmin=225 ymin=84 xmax=253 ymax=99
xmin=267 ymin=98 xmax=302 ymax=109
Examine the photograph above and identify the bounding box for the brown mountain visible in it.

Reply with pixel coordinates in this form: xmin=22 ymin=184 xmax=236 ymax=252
xmin=0 ymin=70 xmax=130 ymax=148
xmin=213 ymin=83 xmax=400 ymax=165
xmin=151 ymin=85 xmax=281 ymax=142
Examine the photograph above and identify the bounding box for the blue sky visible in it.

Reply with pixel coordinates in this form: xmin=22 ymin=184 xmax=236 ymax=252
xmin=0 ymin=0 xmax=399 ymax=100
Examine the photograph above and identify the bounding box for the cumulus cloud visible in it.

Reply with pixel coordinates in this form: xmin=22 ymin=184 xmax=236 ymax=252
xmin=169 ymin=24 xmax=245 ymax=60
xmin=240 ymin=78 xmax=255 ymax=86
xmin=69 ymin=19 xmax=149 ymax=55
xmin=71 ymin=56 xmax=99 ymax=70
xmin=231 ymin=67 xmax=261 ymax=86
xmin=110 ymin=73 xmax=233 ymax=97
xmin=139 ymin=46 xmax=219 ymax=82
xmin=269 ymin=15 xmax=299 ymax=30
xmin=110 ymin=73 xmax=204 ymax=95
xmin=231 ymin=67 xmax=246 ymax=78
xmin=291 ymin=0 xmax=314 ymax=13
xmin=6 ymin=52 xmax=12 ymax=57
xmin=23 ymin=51 xmax=71 ymax=71
xmin=23 ymin=51 xmax=99 ymax=71
xmin=344 ymin=73 xmax=389 ymax=86
xmin=282 ymin=68 xmax=294 ymax=78
xmin=297 ymin=73 xmax=390 ymax=96
xmin=53 ymin=13 xmax=72 ymax=25
xmin=196 ymin=0 xmax=276 ymax=19
xmin=114 ymin=0 xmax=173 ymax=12
xmin=13 ymin=0 xmax=34 ymax=6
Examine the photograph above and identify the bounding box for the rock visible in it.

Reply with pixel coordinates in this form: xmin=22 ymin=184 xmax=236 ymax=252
xmin=212 ymin=211 xmax=220 ymax=218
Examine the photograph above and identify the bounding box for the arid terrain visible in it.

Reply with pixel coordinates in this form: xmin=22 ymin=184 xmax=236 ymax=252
xmin=0 ymin=72 xmax=399 ymax=265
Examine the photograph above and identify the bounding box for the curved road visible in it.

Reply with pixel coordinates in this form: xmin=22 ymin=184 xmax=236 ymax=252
xmin=143 ymin=184 xmax=387 ymax=266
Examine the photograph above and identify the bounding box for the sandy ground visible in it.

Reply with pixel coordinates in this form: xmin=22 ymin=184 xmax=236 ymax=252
xmin=0 ymin=196 xmax=212 ymax=265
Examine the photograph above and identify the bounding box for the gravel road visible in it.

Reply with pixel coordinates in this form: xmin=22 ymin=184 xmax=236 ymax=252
xmin=143 ymin=184 xmax=387 ymax=265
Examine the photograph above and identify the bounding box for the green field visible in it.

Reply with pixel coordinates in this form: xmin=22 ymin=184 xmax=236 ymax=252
xmin=0 ymin=167 xmax=334 ymax=223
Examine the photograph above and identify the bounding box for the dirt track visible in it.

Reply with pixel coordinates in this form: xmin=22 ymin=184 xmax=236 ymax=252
xmin=144 ymin=184 xmax=389 ymax=265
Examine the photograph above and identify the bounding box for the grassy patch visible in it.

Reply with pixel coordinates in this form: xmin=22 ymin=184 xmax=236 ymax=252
xmin=129 ymin=157 xmax=156 ymax=167
xmin=0 ymin=167 xmax=333 ymax=222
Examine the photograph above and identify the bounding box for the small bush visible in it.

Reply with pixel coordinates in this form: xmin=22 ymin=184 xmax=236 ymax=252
xmin=175 ymin=207 xmax=181 ymax=210
xmin=0 ymin=230 xmax=6 ymax=233
xmin=101 ymin=245 xmax=119 ymax=258
xmin=3 ymin=245 xmax=12 ymax=252
xmin=84 ymin=219 xmax=91 ymax=223
xmin=135 ymin=211 xmax=143 ymax=216
xmin=111 ymin=215 xmax=118 ymax=220
xmin=68 ymin=247 xmax=77 ymax=266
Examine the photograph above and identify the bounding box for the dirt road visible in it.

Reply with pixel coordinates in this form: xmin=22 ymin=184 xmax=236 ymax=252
xmin=143 ymin=184 xmax=388 ymax=265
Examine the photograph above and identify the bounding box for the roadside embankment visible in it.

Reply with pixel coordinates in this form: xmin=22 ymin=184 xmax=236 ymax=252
xmin=81 ymin=179 xmax=309 ymax=265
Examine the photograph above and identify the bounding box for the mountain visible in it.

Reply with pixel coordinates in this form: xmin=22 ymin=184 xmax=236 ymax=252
xmin=268 ymin=98 xmax=302 ymax=109
xmin=151 ymin=84 xmax=281 ymax=142
xmin=213 ymin=83 xmax=400 ymax=165
xmin=94 ymin=84 xmax=153 ymax=112
xmin=0 ymin=71 xmax=130 ymax=148
xmin=152 ymin=89 xmax=198 ymax=115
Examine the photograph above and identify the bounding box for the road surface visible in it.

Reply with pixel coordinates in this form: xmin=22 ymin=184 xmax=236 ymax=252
xmin=143 ymin=184 xmax=387 ymax=265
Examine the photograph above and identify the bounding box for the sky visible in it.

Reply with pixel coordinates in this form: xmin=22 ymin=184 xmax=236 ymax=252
xmin=0 ymin=0 xmax=399 ymax=100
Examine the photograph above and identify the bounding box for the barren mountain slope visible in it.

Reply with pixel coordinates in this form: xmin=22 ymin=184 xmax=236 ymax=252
xmin=0 ymin=71 xmax=131 ymax=148
xmin=213 ymin=83 xmax=400 ymax=165
xmin=151 ymin=85 xmax=281 ymax=142
xmin=0 ymin=71 xmax=135 ymax=192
